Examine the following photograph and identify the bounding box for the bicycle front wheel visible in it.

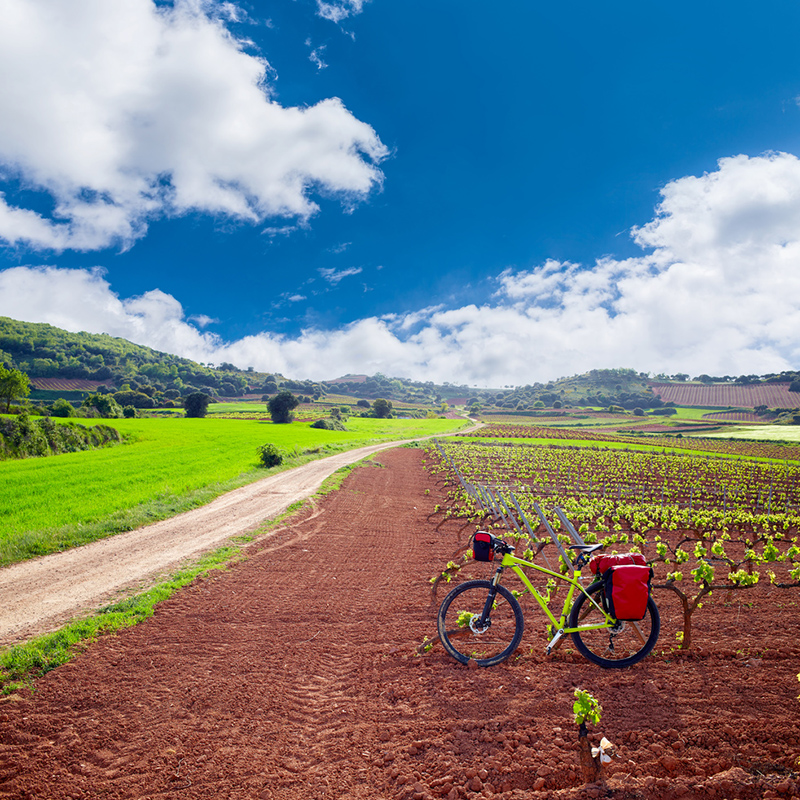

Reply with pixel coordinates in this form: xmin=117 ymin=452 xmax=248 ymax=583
xmin=437 ymin=580 xmax=524 ymax=667
xmin=569 ymin=584 xmax=660 ymax=668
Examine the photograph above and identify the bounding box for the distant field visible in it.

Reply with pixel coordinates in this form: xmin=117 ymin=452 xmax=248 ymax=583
xmin=29 ymin=378 xmax=107 ymax=391
xmin=702 ymin=411 xmax=772 ymax=423
xmin=650 ymin=381 xmax=797 ymax=408
xmin=702 ymin=425 xmax=800 ymax=443
xmin=0 ymin=415 xmax=465 ymax=565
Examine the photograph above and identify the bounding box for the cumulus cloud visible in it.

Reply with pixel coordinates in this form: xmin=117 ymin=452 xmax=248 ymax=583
xmin=2 ymin=153 xmax=800 ymax=384
xmin=0 ymin=0 xmax=387 ymax=252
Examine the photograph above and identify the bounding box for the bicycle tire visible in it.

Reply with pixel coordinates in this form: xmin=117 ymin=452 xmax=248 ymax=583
xmin=569 ymin=583 xmax=660 ymax=668
xmin=437 ymin=579 xmax=524 ymax=667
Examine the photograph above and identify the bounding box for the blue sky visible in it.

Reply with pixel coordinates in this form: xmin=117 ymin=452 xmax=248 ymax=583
xmin=1 ymin=0 xmax=800 ymax=386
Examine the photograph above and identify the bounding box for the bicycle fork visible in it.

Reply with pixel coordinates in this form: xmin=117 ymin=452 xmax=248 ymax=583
xmin=476 ymin=567 xmax=505 ymax=628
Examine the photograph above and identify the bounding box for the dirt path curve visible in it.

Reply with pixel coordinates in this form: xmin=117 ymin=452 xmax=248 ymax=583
xmin=0 ymin=434 xmax=455 ymax=648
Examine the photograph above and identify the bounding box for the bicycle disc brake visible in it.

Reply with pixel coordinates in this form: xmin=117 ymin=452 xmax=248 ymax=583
xmin=468 ymin=614 xmax=491 ymax=635
xmin=606 ymin=621 xmax=627 ymax=654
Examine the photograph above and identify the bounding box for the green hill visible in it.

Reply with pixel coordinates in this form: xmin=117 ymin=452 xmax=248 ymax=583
xmin=4 ymin=315 xmax=796 ymax=415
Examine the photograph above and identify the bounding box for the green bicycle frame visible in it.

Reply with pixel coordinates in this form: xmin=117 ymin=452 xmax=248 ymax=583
xmin=493 ymin=550 xmax=614 ymax=654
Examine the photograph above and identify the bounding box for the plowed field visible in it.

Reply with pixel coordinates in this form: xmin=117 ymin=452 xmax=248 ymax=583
xmin=650 ymin=382 xmax=796 ymax=409
xmin=29 ymin=379 xmax=109 ymax=391
xmin=1 ymin=449 xmax=799 ymax=800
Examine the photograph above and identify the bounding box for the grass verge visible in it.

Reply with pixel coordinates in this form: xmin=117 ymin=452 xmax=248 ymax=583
xmin=0 ymin=546 xmax=238 ymax=696
xmin=0 ymin=459 xmax=370 ymax=695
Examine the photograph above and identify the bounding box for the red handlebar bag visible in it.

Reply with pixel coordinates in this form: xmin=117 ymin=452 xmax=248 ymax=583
xmin=603 ymin=564 xmax=652 ymax=621
xmin=472 ymin=532 xmax=495 ymax=562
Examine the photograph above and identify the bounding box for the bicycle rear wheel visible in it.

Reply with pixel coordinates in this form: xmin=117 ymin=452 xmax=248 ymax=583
xmin=569 ymin=584 xmax=660 ymax=668
xmin=437 ymin=579 xmax=524 ymax=667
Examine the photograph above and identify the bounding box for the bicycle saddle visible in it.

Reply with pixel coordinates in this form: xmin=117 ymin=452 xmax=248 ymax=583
xmin=568 ymin=543 xmax=603 ymax=555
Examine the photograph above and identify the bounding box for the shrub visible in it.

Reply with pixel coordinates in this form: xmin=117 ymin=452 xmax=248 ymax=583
xmin=310 ymin=418 xmax=347 ymax=431
xmin=0 ymin=413 xmax=122 ymax=459
xmin=123 ymin=405 xmax=137 ymax=418
xmin=81 ymin=393 xmax=123 ymax=418
xmin=49 ymin=398 xmax=75 ymax=418
xmin=257 ymin=443 xmax=283 ymax=468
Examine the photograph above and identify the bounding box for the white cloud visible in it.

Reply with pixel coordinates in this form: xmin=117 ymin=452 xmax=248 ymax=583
xmin=2 ymin=153 xmax=800 ymax=385
xmin=306 ymin=41 xmax=329 ymax=70
xmin=318 ymin=266 xmax=363 ymax=284
xmin=0 ymin=0 xmax=386 ymax=252
xmin=316 ymin=0 xmax=368 ymax=24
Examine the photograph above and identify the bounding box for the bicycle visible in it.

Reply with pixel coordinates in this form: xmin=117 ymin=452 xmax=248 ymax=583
xmin=436 ymin=532 xmax=660 ymax=668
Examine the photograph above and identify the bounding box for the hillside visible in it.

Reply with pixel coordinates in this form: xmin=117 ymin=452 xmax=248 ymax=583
xmin=2 ymin=316 xmax=799 ymax=414
xmin=0 ymin=316 xmax=257 ymax=400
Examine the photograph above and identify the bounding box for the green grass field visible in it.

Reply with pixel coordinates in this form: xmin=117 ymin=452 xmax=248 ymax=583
xmin=0 ymin=415 xmax=465 ymax=566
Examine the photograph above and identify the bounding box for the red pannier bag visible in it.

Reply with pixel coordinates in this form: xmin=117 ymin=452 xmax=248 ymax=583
xmin=602 ymin=564 xmax=653 ymax=621
xmin=589 ymin=552 xmax=646 ymax=575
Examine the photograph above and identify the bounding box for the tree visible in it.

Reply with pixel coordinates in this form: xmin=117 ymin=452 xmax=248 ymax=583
xmin=81 ymin=392 xmax=123 ymax=418
xmin=113 ymin=390 xmax=155 ymax=409
xmin=184 ymin=392 xmax=212 ymax=418
xmin=0 ymin=365 xmax=30 ymax=412
xmin=372 ymin=398 xmax=393 ymax=418
xmin=268 ymin=390 xmax=299 ymax=423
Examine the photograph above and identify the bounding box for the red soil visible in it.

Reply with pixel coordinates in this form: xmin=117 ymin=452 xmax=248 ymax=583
xmin=1 ymin=448 xmax=799 ymax=799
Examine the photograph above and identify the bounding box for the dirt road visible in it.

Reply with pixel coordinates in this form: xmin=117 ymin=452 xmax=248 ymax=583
xmin=0 ymin=437 xmax=430 ymax=647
